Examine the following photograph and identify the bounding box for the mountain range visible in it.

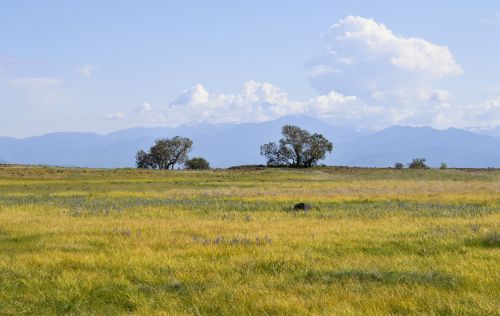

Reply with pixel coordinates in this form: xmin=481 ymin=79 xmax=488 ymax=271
xmin=0 ymin=116 xmax=499 ymax=168
xmin=464 ymin=126 xmax=500 ymax=138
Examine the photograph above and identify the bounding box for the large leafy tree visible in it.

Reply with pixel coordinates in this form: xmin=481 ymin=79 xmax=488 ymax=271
xmin=136 ymin=137 xmax=193 ymax=170
xmin=260 ymin=125 xmax=333 ymax=167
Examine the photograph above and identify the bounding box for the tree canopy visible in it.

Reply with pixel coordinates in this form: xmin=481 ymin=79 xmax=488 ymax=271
xmin=185 ymin=157 xmax=210 ymax=170
xmin=408 ymin=158 xmax=429 ymax=169
xmin=260 ymin=125 xmax=333 ymax=167
xmin=136 ymin=137 xmax=192 ymax=170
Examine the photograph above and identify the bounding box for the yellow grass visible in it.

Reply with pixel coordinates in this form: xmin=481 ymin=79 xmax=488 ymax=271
xmin=0 ymin=166 xmax=499 ymax=315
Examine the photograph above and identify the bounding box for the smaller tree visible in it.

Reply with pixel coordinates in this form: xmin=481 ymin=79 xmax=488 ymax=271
xmin=185 ymin=157 xmax=210 ymax=170
xmin=440 ymin=162 xmax=448 ymax=170
xmin=394 ymin=162 xmax=404 ymax=169
xmin=408 ymin=158 xmax=429 ymax=169
xmin=136 ymin=150 xmax=153 ymax=169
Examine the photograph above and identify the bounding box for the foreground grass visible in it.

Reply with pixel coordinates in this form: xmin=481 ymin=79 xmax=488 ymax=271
xmin=0 ymin=166 xmax=499 ymax=315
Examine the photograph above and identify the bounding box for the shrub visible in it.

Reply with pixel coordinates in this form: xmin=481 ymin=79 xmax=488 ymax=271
xmin=185 ymin=157 xmax=210 ymax=170
xmin=394 ymin=162 xmax=404 ymax=169
xmin=440 ymin=163 xmax=448 ymax=170
xmin=408 ymin=158 xmax=429 ymax=169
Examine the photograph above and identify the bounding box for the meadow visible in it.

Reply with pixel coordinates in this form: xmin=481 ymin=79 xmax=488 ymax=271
xmin=0 ymin=165 xmax=498 ymax=315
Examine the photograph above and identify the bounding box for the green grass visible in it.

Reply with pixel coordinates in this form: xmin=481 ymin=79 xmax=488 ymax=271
xmin=0 ymin=166 xmax=499 ymax=315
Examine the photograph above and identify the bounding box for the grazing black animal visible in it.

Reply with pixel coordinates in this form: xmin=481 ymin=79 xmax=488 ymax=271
xmin=293 ymin=203 xmax=312 ymax=211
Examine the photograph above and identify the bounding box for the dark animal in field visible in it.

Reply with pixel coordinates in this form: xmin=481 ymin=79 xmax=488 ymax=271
xmin=293 ymin=203 xmax=312 ymax=211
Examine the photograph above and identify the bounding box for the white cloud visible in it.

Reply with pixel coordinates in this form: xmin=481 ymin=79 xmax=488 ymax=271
xmin=103 ymin=17 xmax=500 ymax=130
xmin=430 ymin=89 xmax=454 ymax=103
xmin=430 ymin=97 xmax=500 ymax=128
xmin=165 ymin=81 xmax=377 ymax=125
xmin=77 ymin=65 xmax=97 ymax=78
xmin=109 ymin=80 xmax=500 ymax=130
xmin=308 ymin=16 xmax=462 ymax=102
xmin=172 ymin=84 xmax=210 ymax=106
xmin=301 ymin=16 xmax=475 ymax=128
xmin=106 ymin=112 xmax=125 ymax=120
xmin=117 ymin=81 xmax=379 ymax=126
xmin=131 ymin=102 xmax=154 ymax=117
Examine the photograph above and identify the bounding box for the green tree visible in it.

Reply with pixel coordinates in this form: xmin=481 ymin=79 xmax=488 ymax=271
xmin=408 ymin=158 xmax=429 ymax=169
xmin=135 ymin=150 xmax=153 ymax=169
xmin=185 ymin=157 xmax=210 ymax=170
xmin=136 ymin=137 xmax=193 ymax=170
xmin=260 ymin=125 xmax=333 ymax=167
xmin=394 ymin=162 xmax=404 ymax=169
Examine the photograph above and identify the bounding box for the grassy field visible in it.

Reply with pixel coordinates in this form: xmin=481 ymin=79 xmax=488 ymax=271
xmin=0 ymin=166 xmax=498 ymax=315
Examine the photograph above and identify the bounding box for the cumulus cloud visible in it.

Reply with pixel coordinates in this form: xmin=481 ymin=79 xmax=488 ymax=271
xmin=108 ymin=80 xmax=500 ymax=129
xmin=106 ymin=17 xmax=500 ymax=130
xmin=430 ymin=97 xmax=500 ymax=128
xmin=114 ymin=81 xmax=379 ymax=126
xmin=307 ymin=16 xmax=462 ymax=103
xmin=130 ymin=102 xmax=155 ymax=117
xmin=77 ymin=65 xmax=97 ymax=78
xmin=164 ymin=81 xmax=383 ymax=125
xmin=464 ymin=97 xmax=500 ymax=126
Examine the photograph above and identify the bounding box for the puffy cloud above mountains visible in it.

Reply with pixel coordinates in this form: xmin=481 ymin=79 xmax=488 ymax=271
xmin=128 ymin=81 xmax=375 ymax=126
xmin=109 ymin=16 xmax=499 ymax=129
xmin=307 ymin=16 xmax=462 ymax=104
xmin=114 ymin=80 xmax=499 ymax=129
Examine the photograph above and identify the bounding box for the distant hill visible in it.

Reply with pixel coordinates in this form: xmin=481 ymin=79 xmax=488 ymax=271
xmin=0 ymin=137 xmax=17 ymax=146
xmin=334 ymin=126 xmax=500 ymax=168
xmin=0 ymin=117 xmax=499 ymax=168
xmin=0 ymin=137 xmax=16 ymax=164
xmin=0 ymin=116 xmax=364 ymax=168
xmin=465 ymin=126 xmax=500 ymax=138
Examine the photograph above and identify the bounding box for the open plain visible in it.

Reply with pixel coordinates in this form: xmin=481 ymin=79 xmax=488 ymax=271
xmin=0 ymin=166 xmax=498 ymax=315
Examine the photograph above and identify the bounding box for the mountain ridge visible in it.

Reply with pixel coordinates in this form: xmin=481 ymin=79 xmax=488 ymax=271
xmin=334 ymin=125 xmax=500 ymax=167
xmin=0 ymin=116 xmax=499 ymax=168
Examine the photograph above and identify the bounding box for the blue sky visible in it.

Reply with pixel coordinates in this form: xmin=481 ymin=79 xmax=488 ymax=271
xmin=1 ymin=1 xmax=499 ymax=137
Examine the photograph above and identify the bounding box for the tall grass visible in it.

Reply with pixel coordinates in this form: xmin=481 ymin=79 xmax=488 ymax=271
xmin=0 ymin=166 xmax=498 ymax=314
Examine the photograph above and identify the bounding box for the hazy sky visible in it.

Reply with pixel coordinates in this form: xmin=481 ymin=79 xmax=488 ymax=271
xmin=1 ymin=1 xmax=500 ymax=137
